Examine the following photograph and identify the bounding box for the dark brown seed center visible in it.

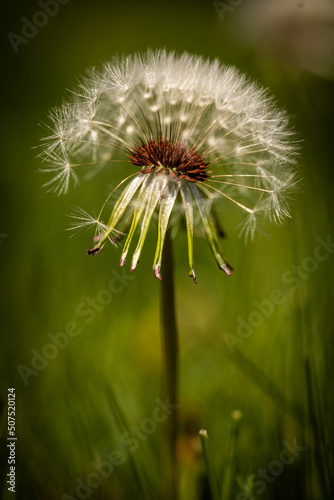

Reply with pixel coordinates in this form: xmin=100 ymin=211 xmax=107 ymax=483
xmin=128 ymin=139 xmax=208 ymax=183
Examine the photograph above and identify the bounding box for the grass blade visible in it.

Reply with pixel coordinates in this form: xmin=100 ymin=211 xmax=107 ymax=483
xmin=199 ymin=429 xmax=221 ymax=500
xmin=221 ymin=410 xmax=242 ymax=500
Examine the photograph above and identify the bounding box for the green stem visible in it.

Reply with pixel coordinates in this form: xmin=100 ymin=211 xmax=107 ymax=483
xmin=199 ymin=429 xmax=221 ymax=500
xmin=160 ymin=229 xmax=178 ymax=500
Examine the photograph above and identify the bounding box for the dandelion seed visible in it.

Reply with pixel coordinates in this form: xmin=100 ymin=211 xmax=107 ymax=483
xmin=40 ymin=50 xmax=298 ymax=281
xmin=67 ymin=207 xmax=123 ymax=245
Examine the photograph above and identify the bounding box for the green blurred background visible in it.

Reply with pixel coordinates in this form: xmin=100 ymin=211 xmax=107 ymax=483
xmin=1 ymin=0 xmax=334 ymax=499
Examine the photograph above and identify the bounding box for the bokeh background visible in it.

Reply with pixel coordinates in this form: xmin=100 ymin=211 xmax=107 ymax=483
xmin=1 ymin=0 xmax=334 ymax=499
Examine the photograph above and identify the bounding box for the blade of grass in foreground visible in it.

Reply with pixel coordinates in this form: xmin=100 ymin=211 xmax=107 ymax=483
xmin=104 ymin=382 xmax=156 ymax=500
xmin=305 ymin=357 xmax=333 ymax=500
xmin=221 ymin=410 xmax=242 ymax=500
xmin=199 ymin=429 xmax=221 ymax=500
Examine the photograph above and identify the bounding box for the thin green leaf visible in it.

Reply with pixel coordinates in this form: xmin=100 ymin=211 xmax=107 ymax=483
xmin=191 ymin=184 xmax=232 ymax=276
xmin=199 ymin=429 xmax=221 ymax=500
xmin=153 ymin=179 xmax=180 ymax=279
xmin=180 ymin=183 xmax=196 ymax=283
xmin=221 ymin=410 xmax=242 ymax=500
xmin=131 ymin=175 xmax=168 ymax=271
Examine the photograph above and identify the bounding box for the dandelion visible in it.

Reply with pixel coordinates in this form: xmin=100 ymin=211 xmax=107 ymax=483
xmin=40 ymin=50 xmax=298 ymax=500
xmin=40 ymin=49 xmax=297 ymax=283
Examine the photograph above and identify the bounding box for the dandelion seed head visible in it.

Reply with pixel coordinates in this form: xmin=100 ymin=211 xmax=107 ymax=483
xmin=40 ymin=50 xmax=299 ymax=280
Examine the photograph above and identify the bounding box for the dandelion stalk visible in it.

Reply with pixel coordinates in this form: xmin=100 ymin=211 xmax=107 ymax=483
xmin=160 ymin=228 xmax=178 ymax=500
